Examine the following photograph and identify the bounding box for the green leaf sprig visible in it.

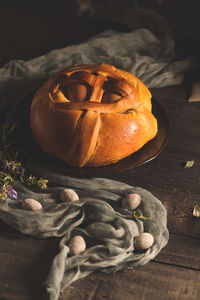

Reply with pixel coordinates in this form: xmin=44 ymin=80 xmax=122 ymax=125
xmin=0 ymin=118 xmax=49 ymax=201
xmin=0 ymin=154 xmax=48 ymax=201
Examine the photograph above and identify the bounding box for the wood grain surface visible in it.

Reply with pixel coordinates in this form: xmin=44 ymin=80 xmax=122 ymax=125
xmin=0 ymin=1 xmax=200 ymax=300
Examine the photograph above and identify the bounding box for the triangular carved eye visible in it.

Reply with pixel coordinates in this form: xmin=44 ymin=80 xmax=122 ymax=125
xmin=102 ymin=91 xmax=122 ymax=102
xmin=61 ymin=83 xmax=91 ymax=102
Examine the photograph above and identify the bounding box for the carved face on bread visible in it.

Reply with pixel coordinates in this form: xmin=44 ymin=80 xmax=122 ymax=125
xmin=30 ymin=63 xmax=158 ymax=167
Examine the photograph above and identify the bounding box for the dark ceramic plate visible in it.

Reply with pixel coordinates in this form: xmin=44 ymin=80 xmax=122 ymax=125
xmin=12 ymin=91 xmax=169 ymax=177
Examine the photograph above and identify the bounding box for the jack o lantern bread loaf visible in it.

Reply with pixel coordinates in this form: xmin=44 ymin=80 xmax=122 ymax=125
xmin=30 ymin=63 xmax=158 ymax=167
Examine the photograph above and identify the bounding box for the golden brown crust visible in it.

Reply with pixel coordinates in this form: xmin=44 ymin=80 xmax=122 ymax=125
xmin=30 ymin=63 xmax=158 ymax=167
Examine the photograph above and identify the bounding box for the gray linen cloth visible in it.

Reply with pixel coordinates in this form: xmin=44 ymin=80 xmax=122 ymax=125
xmin=0 ymin=28 xmax=190 ymax=299
xmin=0 ymin=175 xmax=168 ymax=300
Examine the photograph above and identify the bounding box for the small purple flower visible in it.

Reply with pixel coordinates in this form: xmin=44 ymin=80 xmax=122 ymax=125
xmin=6 ymin=186 xmax=18 ymax=200
xmin=4 ymin=160 xmax=24 ymax=176
xmin=4 ymin=161 xmax=12 ymax=170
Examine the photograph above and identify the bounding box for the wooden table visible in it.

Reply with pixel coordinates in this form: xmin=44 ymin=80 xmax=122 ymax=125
xmin=0 ymin=2 xmax=200 ymax=300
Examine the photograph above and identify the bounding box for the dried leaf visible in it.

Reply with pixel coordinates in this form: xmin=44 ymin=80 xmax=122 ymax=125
xmin=193 ymin=203 xmax=200 ymax=218
xmin=184 ymin=160 xmax=194 ymax=168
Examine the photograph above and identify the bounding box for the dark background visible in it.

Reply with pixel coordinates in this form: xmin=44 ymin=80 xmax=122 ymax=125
xmin=0 ymin=0 xmax=200 ymax=66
